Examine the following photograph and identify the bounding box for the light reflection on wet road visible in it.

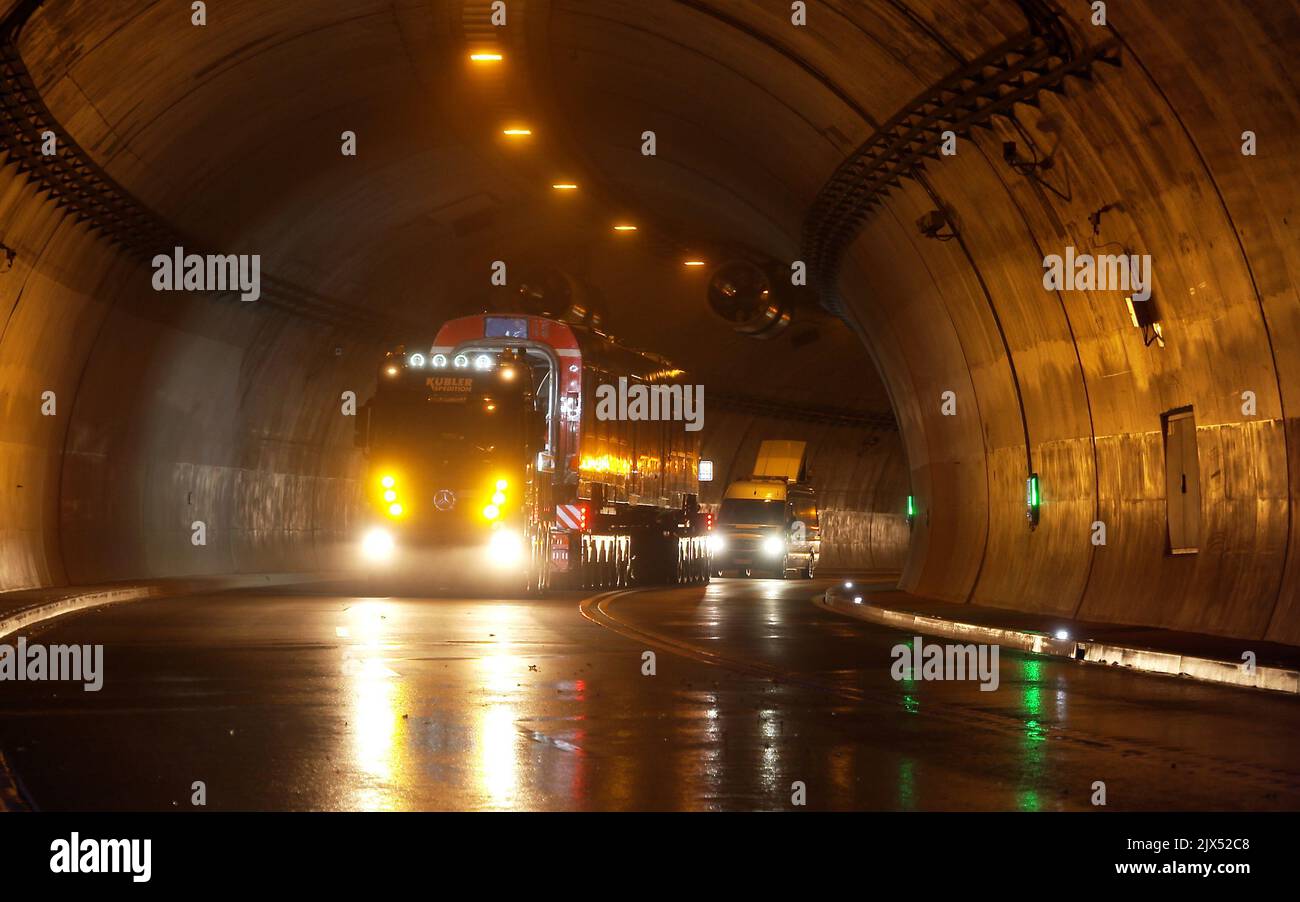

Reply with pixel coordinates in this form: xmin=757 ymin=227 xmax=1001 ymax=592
xmin=1 ymin=578 xmax=1297 ymax=811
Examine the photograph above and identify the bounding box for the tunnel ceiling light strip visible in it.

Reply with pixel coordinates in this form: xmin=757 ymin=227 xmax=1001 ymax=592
xmin=502 ymin=128 xmax=532 ymax=136
xmin=683 ymin=260 xmax=706 ymax=267
xmin=613 ymin=224 xmax=638 ymax=232
xmin=552 ymin=183 xmax=578 ymax=190
xmin=470 ymin=52 xmax=503 ymax=61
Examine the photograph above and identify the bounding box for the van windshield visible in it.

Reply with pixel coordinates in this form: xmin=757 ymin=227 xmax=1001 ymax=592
xmin=718 ymin=498 xmax=786 ymax=526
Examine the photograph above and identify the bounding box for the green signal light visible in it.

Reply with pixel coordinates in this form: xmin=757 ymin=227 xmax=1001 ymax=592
xmin=1026 ymin=473 xmax=1040 ymax=527
xmin=907 ymin=495 xmax=916 ymax=518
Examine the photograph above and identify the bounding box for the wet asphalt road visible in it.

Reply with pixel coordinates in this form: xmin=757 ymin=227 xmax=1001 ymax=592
xmin=1 ymin=577 xmax=1298 ymax=811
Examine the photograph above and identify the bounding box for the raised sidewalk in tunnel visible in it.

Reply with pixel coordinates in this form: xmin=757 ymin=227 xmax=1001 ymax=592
xmin=0 ymin=573 xmax=341 ymax=640
xmin=820 ymin=582 xmax=1300 ymax=695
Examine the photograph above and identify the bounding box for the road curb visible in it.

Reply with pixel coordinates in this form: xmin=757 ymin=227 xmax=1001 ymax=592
xmin=0 ymin=573 xmax=335 ymax=640
xmin=817 ymin=589 xmax=1300 ymax=696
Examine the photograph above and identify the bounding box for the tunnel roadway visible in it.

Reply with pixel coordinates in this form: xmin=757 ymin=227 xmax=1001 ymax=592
xmin=0 ymin=578 xmax=1297 ymax=812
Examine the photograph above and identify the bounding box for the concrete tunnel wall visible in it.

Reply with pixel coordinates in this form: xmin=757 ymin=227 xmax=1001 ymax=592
xmin=0 ymin=0 xmax=1295 ymax=646
xmin=828 ymin=1 xmax=1300 ymax=645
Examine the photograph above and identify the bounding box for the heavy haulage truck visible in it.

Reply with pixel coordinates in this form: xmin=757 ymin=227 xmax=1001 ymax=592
xmin=353 ymin=313 xmax=712 ymax=592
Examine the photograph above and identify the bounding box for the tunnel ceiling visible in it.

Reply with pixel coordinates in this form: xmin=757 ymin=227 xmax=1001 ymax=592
xmin=12 ymin=0 xmax=894 ymax=411
xmin=1 ymin=0 xmax=1297 ymax=644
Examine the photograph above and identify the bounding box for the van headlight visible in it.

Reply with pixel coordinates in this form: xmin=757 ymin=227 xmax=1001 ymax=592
xmin=761 ymin=535 xmax=785 ymax=556
xmin=708 ymin=534 xmax=726 ymax=553
xmin=487 ymin=528 xmax=524 ymax=567
xmin=361 ymin=527 xmax=395 ymax=563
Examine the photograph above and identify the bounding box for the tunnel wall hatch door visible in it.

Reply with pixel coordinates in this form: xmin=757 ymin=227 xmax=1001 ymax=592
xmin=1163 ymin=409 xmax=1201 ymax=554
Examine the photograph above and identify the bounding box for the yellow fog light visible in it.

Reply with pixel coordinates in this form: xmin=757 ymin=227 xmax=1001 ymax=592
xmin=492 ymin=491 xmax=506 ymax=505
xmin=380 ymin=475 xmax=395 ymax=489
xmin=383 ymin=489 xmax=397 ymax=503
xmin=495 ymin=479 xmax=508 ymax=490
xmin=388 ymin=502 xmax=403 ymax=517
xmin=482 ymin=504 xmax=500 ymax=520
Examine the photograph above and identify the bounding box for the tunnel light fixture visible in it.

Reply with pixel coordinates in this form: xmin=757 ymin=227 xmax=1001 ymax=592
xmin=470 ymin=52 xmax=503 ymax=62
xmin=552 ymin=183 xmax=578 ymax=191
xmin=906 ymin=495 xmax=915 ymax=521
xmin=683 ymin=259 xmax=706 ymax=267
xmin=613 ymin=224 xmax=637 ymax=232
xmin=502 ymin=127 xmax=532 ymax=137
xmin=385 ymin=365 xmax=399 ymax=377
xmin=1025 ymin=473 xmax=1040 ymax=528
xmin=1054 ymin=629 xmax=1070 ymax=641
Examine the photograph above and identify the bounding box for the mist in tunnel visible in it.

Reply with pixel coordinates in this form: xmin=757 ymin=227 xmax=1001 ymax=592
xmin=0 ymin=0 xmax=1295 ymax=645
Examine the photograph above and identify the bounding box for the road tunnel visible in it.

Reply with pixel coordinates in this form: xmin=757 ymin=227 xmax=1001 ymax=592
xmin=0 ymin=0 xmax=1297 ymax=841
xmin=3 ymin=0 xmax=1294 ymax=642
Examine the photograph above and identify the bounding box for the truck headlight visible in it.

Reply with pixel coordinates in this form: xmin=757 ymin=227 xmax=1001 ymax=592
xmin=487 ymin=528 xmax=523 ymax=567
xmin=761 ymin=536 xmax=785 ymax=556
xmin=708 ymin=534 xmax=726 ymax=553
xmin=361 ymin=527 xmax=395 ymax=563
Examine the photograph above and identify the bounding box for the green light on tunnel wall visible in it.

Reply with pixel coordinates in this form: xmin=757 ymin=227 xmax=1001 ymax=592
xmin=907 ymin=495 xmax=915 ymax=518
xmin=1025 ymin=473 xmax=1040 ymax=528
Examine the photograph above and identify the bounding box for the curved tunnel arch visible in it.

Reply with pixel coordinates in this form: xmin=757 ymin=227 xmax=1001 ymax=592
xmin=0 ymin=0 xmax=1295 ymax=645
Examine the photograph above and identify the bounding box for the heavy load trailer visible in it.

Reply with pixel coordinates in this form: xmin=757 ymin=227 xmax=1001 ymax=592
xmin=354 ymin=312 xmax=711 ymax=591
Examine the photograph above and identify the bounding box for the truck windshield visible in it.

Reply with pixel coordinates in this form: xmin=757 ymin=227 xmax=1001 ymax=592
xmin=373 ymin=383 xmax=528 ymax=463
xmin=718 ymin=498 xmax=786 ymax=526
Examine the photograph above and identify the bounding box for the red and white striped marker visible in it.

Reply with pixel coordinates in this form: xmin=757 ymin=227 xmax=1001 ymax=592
xmin=555 ymin=504 xmax=586 ymax=530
